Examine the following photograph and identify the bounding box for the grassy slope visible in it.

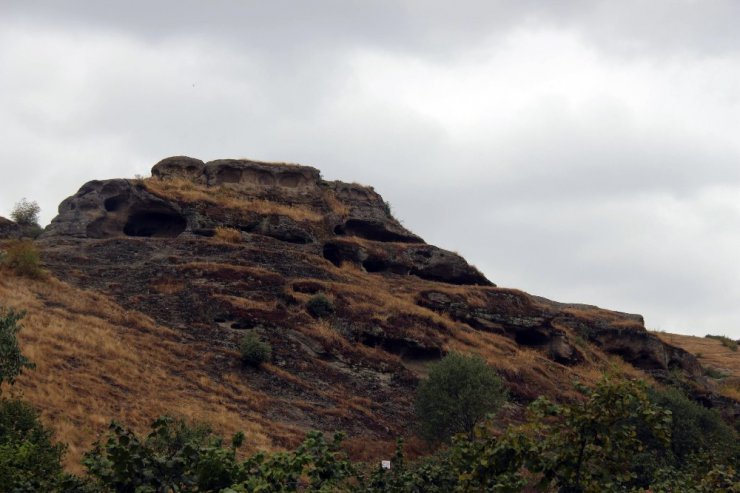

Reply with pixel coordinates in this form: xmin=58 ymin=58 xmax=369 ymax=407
xmin=1 ymin=270 xmax=277 ymax=472
xmin=656 ymin=332 xmax=740 ymax=401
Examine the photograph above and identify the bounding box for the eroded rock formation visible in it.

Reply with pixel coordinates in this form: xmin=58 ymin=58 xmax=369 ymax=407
xmin=34 ymin=155 xmax=728 ymax=441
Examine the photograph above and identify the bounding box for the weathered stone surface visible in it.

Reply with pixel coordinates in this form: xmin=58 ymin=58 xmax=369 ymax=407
xmin=322 ymin=239 xmax=492 ymax=286
xmin=151 ymin=156 xmax=206 ymax=182
xmin=330 ymin=181 xmax=423 ymax=243
xmin=43 ymin=180 xmax=186 ymax=239
xmin=204 ymin=159 xmax=322 ymax=191
xmin=0 ymin=216 xmax=21 ymax=239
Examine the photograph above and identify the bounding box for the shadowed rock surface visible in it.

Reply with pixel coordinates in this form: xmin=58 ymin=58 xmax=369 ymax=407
xmin=0 ymin=216 xmax=21 ymax=239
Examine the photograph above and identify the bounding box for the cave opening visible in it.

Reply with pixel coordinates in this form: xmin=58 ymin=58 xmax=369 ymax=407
xmin=514 ymin=327 xmax=552 ymax=347
xmin=362 ymin=258 xmax=387 ymax=273
xmin=322 ymin=243 xmax=343 ymax=267
xmin=123 ymin=210 xmax=187 ymax=238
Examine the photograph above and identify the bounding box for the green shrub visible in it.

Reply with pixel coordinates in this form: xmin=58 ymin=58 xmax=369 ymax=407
xmin=705 ymin=334 xmax=738 ymax=351
xmin=306 ymin=293 xmax=334 ymax=318
xmin=0 ymin=398 xmax=68 ymax=491
xmin=239 ymin=331 xmax=272 ymax=367
xmin=0 ymin=308 xmax=35 ymax=389
xmin=703 ymin=366 xmax=728 ymax=379
xmin=2 ymin=240 xmax=44 ymax=278
xmin=649 ymin=387 xmax=739 ymax=465
xmin=9 ymin=198 xmax=40 ymax=226
xmin=414 ymin=352 xmax=506 ymax=443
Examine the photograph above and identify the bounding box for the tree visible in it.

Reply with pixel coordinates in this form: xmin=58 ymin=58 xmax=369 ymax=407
xmin=0 ymin=398 xmax=69 ymax=492
xmin=414 ymin=352 xmax=506 ymax=443
xmin=9 ymin=199 xmax=40 ymax=226
xmin=0 ymin=308 xmax=35 ymax=390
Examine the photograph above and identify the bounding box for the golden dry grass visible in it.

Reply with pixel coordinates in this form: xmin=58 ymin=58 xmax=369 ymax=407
xmin=656 ymin=332 xmax=740 ymax=400
xmin=0 ymin=273 xmax=288 ymax=472
xmin=143 ymin=177 xmax=324 ymax=222
xmin=213 ymin=226 xmax=243 ymax=243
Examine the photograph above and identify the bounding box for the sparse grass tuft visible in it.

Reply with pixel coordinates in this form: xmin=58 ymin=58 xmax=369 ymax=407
xmin=214 ymin=226 xmax=242 ymax=243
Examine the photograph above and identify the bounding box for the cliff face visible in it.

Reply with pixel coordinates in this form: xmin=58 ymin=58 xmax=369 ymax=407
xmin=32 ymin=155 xmax=728 ymax=450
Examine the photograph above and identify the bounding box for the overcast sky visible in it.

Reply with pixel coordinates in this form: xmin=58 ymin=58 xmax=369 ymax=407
xmin=2 ymin=1 xmax=739 ymax=338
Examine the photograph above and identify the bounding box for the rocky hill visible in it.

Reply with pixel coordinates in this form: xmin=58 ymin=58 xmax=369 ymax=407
xmin=2 ymin=155 xmax=735 ymax=466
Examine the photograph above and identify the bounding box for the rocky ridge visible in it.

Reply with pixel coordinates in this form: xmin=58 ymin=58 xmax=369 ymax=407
xmin=32 ymin=155 xmax=734 ymax=444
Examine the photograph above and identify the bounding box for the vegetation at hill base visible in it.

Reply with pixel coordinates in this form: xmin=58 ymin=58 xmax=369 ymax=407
xmin=1 ymin=308 xmax=737 ymax=492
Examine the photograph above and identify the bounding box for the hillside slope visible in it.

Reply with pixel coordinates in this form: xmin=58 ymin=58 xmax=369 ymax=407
xmin=2 ymin=155 xmax=735 ymax=468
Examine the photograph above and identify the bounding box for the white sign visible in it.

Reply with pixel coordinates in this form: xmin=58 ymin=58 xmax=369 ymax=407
xmin=381 ymin=460 xmax=391 ymax=470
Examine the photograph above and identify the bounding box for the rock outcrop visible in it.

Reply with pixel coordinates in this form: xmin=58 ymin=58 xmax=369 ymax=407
xmin=43 ymin=156 xmax=486 ymax=286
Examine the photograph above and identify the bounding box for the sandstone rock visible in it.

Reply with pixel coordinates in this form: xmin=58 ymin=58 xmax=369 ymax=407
xmin=330 ymin=181 xmax=423 ymax=243
xmin=321 ymin=239 xmax=492 ymax=285
xmin=151 ymin=156 xmax=206 ymax=182
xmin=43 ymin=179 xmax=187 ymax=239
xmin=204 ymin=159 xmax=322 ymax=191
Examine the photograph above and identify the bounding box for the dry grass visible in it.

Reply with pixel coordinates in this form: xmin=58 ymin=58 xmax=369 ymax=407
xmin=0 ymin=273 xmax=285 ymax=472
xmin=213 ymin=226 xmax=243 ymax=243
xmin=150 ymin=278 xmax=186 ymax=295
xmin=143 ymin=177 xmax=324 ymax=222
xmin=656 ymin=332 xmax=740 ymax=400
xmin=322 ymin=189 xmax=350 ymax=217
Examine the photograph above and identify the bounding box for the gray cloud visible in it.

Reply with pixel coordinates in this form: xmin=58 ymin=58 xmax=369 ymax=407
xmin=1 ymin=1 xmax=739 ymax=337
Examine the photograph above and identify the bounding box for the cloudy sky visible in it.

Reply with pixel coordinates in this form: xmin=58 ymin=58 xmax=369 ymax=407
xmin=2 ymin=1 xmax=739 ymax=338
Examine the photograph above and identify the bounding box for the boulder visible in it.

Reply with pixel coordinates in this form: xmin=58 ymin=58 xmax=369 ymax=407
xmin=151 ymin=156 xmax=206 ymax=183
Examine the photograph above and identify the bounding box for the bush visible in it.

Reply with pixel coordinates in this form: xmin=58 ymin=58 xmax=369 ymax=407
xmin=648 ymin=387 xmax=739 ymax=465
xmin=2 ymin=240 xmax=43 ymax=278
xmin=0 ymin=399 xmax=68 ymax=491
xmin=9 ymin=198 xmax=40 ymax=226
xmin=0 ymin=308 xmax=35 ymax=389
xmin=306 ymin=293 xmax=334 ymax=319
xmin=239 ymin=331 xmax=272 ymax=367
xmin=414 ymin=352 xmax=506 ymax=443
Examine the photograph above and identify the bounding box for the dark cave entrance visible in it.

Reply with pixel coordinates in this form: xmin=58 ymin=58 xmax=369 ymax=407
xmin=123 ymin=210 xmax=187 ymax=238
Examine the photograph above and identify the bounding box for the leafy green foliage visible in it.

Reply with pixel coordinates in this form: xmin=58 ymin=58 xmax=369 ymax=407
xmin=84 ymin=418 xmax=353 ymax=492
xmin=84 ymin=416 xmax=243 ymax=492
xmin=0 ymin=308 xmax=35 ymax=390
xmin=9 ymin=199 xmax=40 ymax=227
xmin=520 ymin=377 xmax=672 ymax=492
xmin=1 ymin=241 xmax=43 ymax=278
xmin=230 ymin=431 xmax=353 ymax=492
xmin=358 ymin=438 xmax=457 ymax=493
xmin=239 ymin=331 xmax=272 ymax=368
xmin=0 ymin=398 xmax=69 ymax=492
xmin=414 ymin=352 xmax=506 ymax=443
xmin=306 ymin=293 xmax=334 ymax=319
xmin=648 ymin=387 xmax=739 ymax=465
